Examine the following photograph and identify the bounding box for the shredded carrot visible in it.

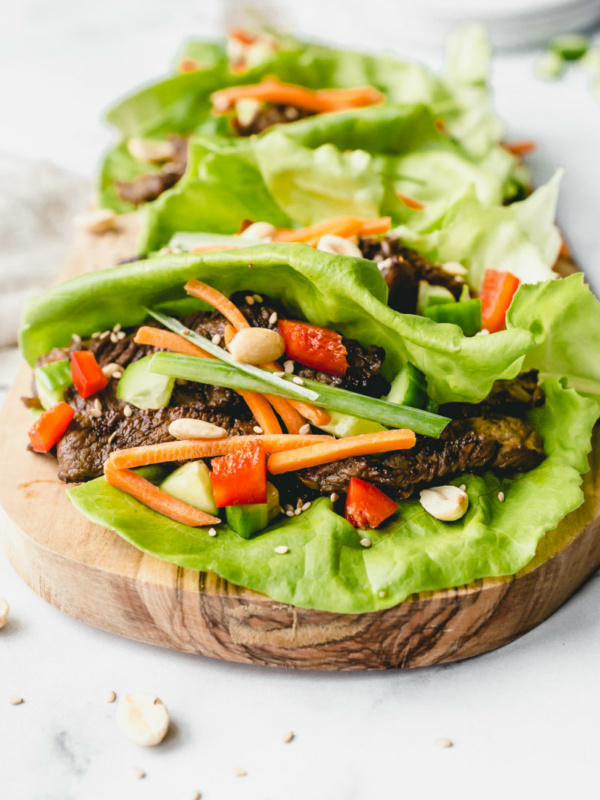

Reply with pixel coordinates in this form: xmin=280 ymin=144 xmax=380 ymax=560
xmin=397 ymin=192 xmax=426 ymax=211
xmin=267 ymin=429 xmax=416 ymax=475
xmin=356 ymin=217 xmax=391 ymax=237
xmin=287 ymin=401 xmax=331 ymax=427
xmin=239 ymin=391 xmax=282 ymax=434
xmin=264 ymin=395 xmax=306 ymax=434
xmin=211 ymin=77 xmax=383 ymax=115
xmin=134 ymin=326 xmax=213 ymax=358
xmin=109 ymin=434 xmax=333 ymax=470
xmin=179 ymin=58 xmax=202 ymax=73
xmin=229 ymin=28 xmax=257 ymax=45
xmin=185 ymin=279 xmax=250 ymax=329
xmin=104 ymin=460 xmax=220 ymax=527
xmin=274 ymin=216 xmax=365 ymax=244
xmin=504 ymin=140 xmax=537 ymax=157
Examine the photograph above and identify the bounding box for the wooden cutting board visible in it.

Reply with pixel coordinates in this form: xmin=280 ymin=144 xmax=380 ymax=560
xmin=0 ymin=217 xmax=598 ymax=670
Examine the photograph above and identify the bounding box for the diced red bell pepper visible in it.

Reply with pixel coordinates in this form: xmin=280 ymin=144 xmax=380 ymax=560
xmin=28 ymin=402 xmax=74 ymax=453
xmin=345 ymin=477 xmax=398 ymax=530
xmin=71 ymin=350 xmax=108 ymax=399
xmin=479 ymin=269 xmax=521 ymax=333
xmin=278 ymin=319 xmax=348 ymax=376
xmin=210 ymin=441 xmax=267 ymax=507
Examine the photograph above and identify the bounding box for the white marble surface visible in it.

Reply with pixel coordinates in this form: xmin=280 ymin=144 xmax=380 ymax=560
xmin=1 ymin=3 xmax=600 ymax=798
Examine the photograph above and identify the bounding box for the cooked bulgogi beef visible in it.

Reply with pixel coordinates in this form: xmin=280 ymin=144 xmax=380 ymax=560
xmin=359 ymin=236 xmax=466 ymax=314
xmin=296 ymin=415 xmax=545 ymax=497
xmin=440 ymin=370 xmax=544 ymax=419
xmin=115 ymin=135 xmax=189 ymax=206
xmin=31 ymin=296 xmax=388 ymax=481
xmin=234 ymin=104 xmax=315 ymax=136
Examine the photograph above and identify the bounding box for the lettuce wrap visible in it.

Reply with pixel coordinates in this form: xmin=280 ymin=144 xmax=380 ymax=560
xmin=20 ymin=243 xmax=600 ymax=612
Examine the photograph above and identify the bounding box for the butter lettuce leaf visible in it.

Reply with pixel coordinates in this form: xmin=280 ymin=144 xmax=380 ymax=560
xmin=67 ymin=380 xmax=599 ymax=612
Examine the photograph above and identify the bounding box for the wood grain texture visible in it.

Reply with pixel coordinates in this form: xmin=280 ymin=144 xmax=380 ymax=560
xmin=0 ymin=218 xmax=598 ymax=670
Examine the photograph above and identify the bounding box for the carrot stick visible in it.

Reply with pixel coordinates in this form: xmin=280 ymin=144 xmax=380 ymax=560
xmin=134 ymin=326 xmax=213 ymax=358
xmin=211 ymin=77 xmax=383 ymax=115
xmin=267 ymin=429 xmax=416 ymax=475
xmin=104 ymin=461 xmax=221 ymax=527
xmin=504 ymin=140 xmax=537 ymax=157
xmin=356 ymin=217 xmax=391 ymax=237
xmin=185 ymin=279 xmax=250 ymax=330
xmin=274 ymin=216 xmax=365 ymax=244
xmin=223 ymin=324 xmax=298 ymax=434
xmin=239 ymin=391 xmax=282 ymax=434
xmin=287 ymin=401 xmax=331 ymax=427
xmin=109 ymin=434 xmax=333 ymax=470
xmin=397 ymin=192 xmax=426 ymax=211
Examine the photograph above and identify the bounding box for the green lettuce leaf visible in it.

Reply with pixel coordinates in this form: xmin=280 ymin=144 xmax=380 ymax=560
xmin=67 ymin=380 xmax=599 ymax=612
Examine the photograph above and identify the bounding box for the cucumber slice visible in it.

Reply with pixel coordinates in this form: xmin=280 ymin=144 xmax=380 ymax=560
xmin=317 ymin=411 xmax=386 ymax=438
xmin=159 ymin=461 xmax=218 ymax=515
xmin=34 ymin=360 xmax=73 ymax=409
xmin=423 ymin=299 xmax=482 ymax=336
xmin=117 ymin=355 xmax=175 ymax=409
xmin=550 ymin=34 xmax=588 ymax=61
xmin=225 ymin=483 xmax=280 ymax=538
xmin=534 ymin=50 xmax=565 ymax=80
xmin=416 ymin=281 xmax=455 ymax=315
xmin=387 ymin=363 xmax=428 ymax=409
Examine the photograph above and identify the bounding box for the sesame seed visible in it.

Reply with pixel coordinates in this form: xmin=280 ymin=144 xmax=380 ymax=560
xmin=294 ymin=508 xmax=302 ymax=516
xmin=269 ymin=312 xmax=278 ymax=325
xmin=107 ymin=432 xmax=118 ymax=445
xmin=435 ymin=738 xmax=453 ymax=748
xmin=330 ymin=493 xmax=339 ymax=503
xmin=285 ymin=510 xmax=294 ymax=517
xmin=460 ymin=484 xmax=466 ymax=492
xmin=93 ymin=398 xmax=102 ymax=412
xmin=208 ymin=528 xmax=217 ymax=537
xmin=498 ymin=491 xmax=505 ymax=502
xmin=133 ymin=767 xmax=146 ymax=779
xmin=274 ymin=546 xmax=289 ymax=554
xmin=253 ymin=426 xmax=263 ymax=434
xmin=378 ymin=590 xmax=387 ymax=598
xmin=253 ymin=294 xmax=263 ymax=303
xmin=72 ymin=333 xmax=82 ymax=344
xmin=123 ymin=405 xmax=133 ymax=418
xmin=113 ymin=323 xmax=121 ymax=332
xmin=274 ymin=371 xmax=285 ymax=378
xmin=285 ymin=504 xmax=294 ymax=513
xmin=212 ymin=334 xmax=221 ymax=345
xmin=190 ymin=792 xmax=201 ymax=800
xmin=110 ymin=332 xmax=118 ymax=343
xmin=100 ymin=330 xmax=110 ymax=340
xmin=89 ymin=408 xmax=102 ymax=418
xmin=299 ymin=423 xmax=311 ymax=435
xmin=302 ymin=501 xmax=311 ymax=511
xmin=245 ymin=295 xmax=255 ymax=305
xmin=91 ymin=331 xmax=101 ymax=339
xmin=360 ymin=538 xmax=372 ymax=548
xmin=106 ymin=690 xmax=116 ymax=703
xmin=279 ymin=506 xmax=286 ymax=514
xmin=233 ymin=768 xmax=247 ymax=777
xmin=292 ymin=376 xmax=304 ymax=386
xmin=282 ymin=731 xmax=295 ymax=744
xmin=476 ymin=328 xmax=490 ymax=336
xmin=116 ymin=331 xmax=126 ymax=340
xmin=284 ymin=360 xmax=294 ymax=374
xmin=8 ymin=696 xmax=23 ymax=705
xmin=296 ymin=498 xmax=303 ymax=509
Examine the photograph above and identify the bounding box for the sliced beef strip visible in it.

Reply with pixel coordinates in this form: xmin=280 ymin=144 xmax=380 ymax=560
xmin=359 ymin=235 xmax=466 ymax=314
xmin=440 ymin=370 xmax=544 ymax=419
xmin=234 ymin=104 xmax=316 ymax=136
xmin=296 ymin=415 xmax=545 ymax=498
xmin=115 ymin=135 xmax=189 ymax=206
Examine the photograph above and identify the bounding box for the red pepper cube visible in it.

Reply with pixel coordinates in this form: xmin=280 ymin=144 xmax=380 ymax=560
xmin=210 ymin=441 xmax=267 ymax=507
xmin=71 ymin=350 xmax=108 ymax=399
xmin=479 ymin=269 xmax=521 ymax=333
xmin=28 ymin=402 xmax=74 ymax=453
xmin=278 ymin=319 xmax=348 ymax=376
xmin=345 ymin=477 xmax=398 ymax=530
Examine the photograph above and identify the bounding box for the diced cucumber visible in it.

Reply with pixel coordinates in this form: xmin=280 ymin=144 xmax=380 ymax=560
xmin=416 ymin=281 xmax=455 ymax=315
xmin=550 ymin=34 xmax=588 ymax=61
xmin=423 ymin=299 xmax=482 ymax=336
xmin=386 ymin=363 xmax=428 ymax=409
xmin=34 ymin=360 xmax=74 ymax=410
xmin=168 ymin=231 xmax=262 ymax=251
xmin=317 ymin=411 xmax=386 ymax=438
xmin=159 ymin=461 xmax=218 ymax=515
xmin=225 ymin=482 xmax=280 ymax=538
xmin=117 ymin=355 xmax=175 ymax=409
xmin=534 ymin=50 xmax=565 ymax=80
